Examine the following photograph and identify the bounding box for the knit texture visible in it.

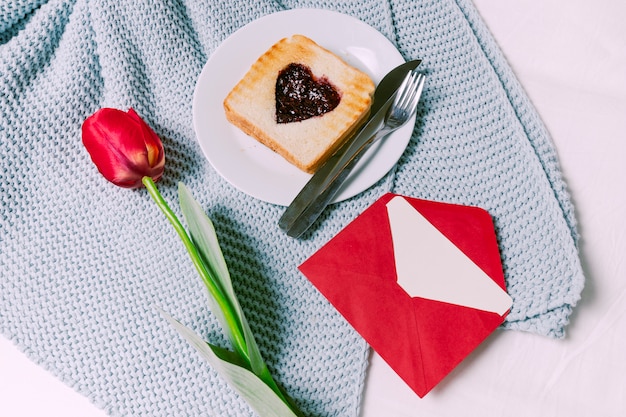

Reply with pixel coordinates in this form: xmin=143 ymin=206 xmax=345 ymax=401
xmin=0 ymin=0 xmax=584 ymax=416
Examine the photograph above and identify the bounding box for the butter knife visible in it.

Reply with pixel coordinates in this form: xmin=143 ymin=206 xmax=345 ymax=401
xmin=278 ymin=60 xmax=421 ymax=235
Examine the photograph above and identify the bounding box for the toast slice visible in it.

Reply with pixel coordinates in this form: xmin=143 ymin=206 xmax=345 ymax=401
xmin=223 ymin=35 xmax=375 ymax=173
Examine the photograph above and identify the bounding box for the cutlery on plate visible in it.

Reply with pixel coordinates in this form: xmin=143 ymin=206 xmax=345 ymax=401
xmin=279 ymin=69 xmax=426 ymax=238
xmin=278 ymin=60 xmax=421 ymax=233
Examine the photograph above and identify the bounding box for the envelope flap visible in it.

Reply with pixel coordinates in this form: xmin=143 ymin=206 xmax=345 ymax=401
xmin=387 ymin=196 xmax=512 ymax=315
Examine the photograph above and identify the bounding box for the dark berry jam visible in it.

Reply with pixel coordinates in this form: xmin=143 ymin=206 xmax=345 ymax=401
xmin=275 ymin=63 xmax=341 ymax=124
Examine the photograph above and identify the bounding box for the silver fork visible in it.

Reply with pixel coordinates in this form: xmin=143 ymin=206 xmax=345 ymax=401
xmin=281 ymin=70 xmax=426 ymax=238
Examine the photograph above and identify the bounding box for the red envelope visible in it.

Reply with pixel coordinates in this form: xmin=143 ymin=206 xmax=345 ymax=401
xmin=298 ymin=193 xmax=512 ymax=397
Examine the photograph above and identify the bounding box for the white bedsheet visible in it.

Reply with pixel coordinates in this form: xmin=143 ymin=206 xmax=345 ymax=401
xmin=1 ymin=0 xmax=624 ymax=415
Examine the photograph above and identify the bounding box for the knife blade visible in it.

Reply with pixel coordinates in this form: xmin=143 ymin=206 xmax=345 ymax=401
xmin=278 ymin=59 xmax=421 ymax=235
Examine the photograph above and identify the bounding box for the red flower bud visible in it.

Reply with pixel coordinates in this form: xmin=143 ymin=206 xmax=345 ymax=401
xmin=82 ymin=108 xmax=165 ymax=188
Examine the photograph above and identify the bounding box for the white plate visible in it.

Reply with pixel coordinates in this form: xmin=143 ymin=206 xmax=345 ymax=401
xmin=192 ymin=9 xmax=412 ymax=206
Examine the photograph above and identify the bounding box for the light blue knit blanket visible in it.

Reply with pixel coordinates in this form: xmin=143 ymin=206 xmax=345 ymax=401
xmin=1 ymin=0 xmax=584 ymax=416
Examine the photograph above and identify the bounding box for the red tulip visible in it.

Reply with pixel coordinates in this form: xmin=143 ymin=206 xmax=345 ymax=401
xmin=82 ymin=108 xmax=165 ymax=188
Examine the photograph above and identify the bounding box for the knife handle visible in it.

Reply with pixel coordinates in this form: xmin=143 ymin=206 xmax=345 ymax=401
xmin=278 ymin=130 xmax=355 ymax=231
xmin=283 ymin=122 xmax=395 ymax=238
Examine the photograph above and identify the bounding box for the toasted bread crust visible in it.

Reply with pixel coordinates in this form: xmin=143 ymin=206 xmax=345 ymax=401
xmin=223 ymin=35 xmax=375 ymax=173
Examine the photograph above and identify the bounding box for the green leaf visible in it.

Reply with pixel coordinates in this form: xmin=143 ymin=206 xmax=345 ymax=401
xmin=177 ymin=183 xmax=232 ymax=295
xmin=177 ymin=183 xmax=292 ymax=405
xmin=143 ymin=177 xmax=246 ymax=359
xmin=145 ymin=179 xmax=304 ymax=416
xmin=158 ymin=308 xmax=302 ymax=417
xmin=177 ymin=183 xmax=247 ymax=355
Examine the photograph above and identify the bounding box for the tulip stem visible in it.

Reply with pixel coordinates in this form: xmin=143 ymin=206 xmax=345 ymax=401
xmin=141 ymin=176 xmax=249 ymax=364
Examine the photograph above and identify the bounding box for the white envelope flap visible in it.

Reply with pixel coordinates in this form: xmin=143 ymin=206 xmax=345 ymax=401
xmin=386 ymin=196 xmax=512 ymax=316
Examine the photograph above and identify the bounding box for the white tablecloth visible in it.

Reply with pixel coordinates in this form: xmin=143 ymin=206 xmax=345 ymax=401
xmin=2 ymin=0 xmax=624 ymax=415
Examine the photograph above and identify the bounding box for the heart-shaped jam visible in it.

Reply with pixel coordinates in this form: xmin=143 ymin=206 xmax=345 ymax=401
xmin=275 ymin=63 xmax=341 ymax=124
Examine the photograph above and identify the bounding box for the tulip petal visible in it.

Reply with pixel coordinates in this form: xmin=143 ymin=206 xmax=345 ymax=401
xmin=128 ymin=108 xmax=164 ymax=169
xmin=82 ymin=107 xmax=165 ymax=188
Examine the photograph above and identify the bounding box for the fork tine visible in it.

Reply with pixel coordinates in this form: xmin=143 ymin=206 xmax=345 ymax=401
xmin=400 ymin=73 xmax=424 ymax=115
xmin=399 ymin=77 xmax=418 ymax=110
xmin=393 ymin=70 xmax=417 ymax=109
xmin=392 ymin=70 xmax=413 ymax=108
xmin=399 ymin=71 xmax=423 ymax=112
xmin=407 ymin=73 xmax=425 ymax=114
